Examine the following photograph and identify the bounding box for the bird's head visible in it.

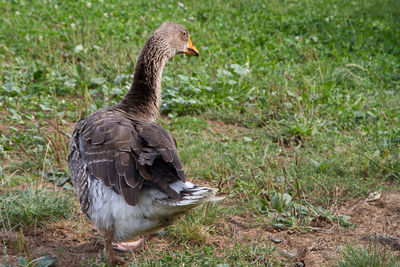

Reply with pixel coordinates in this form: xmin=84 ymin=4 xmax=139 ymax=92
xmin=151 ymin=22 xmax=199 ymax=57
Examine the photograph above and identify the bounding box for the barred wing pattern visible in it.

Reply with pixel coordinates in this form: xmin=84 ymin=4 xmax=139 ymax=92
xmin=68 ymin=109 xmax=186 ymax=214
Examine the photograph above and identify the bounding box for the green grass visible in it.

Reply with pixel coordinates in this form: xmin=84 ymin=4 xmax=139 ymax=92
xmin=0 ymin=187 xmax=72 ymax=230
xmin=338 ymin=245 xmax=400 ymax=267
xmin=127 ymin=241 xmax=280 ymax=266
xmin=2 ymin=255 xmax=56 ymax=267
xmin=1 ymin=0 xmax=400 ymax=265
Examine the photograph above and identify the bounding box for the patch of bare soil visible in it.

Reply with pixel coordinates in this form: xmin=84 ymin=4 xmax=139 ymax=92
xmin=0 ymin=217 xmax=103 ymax=266
xmin=265 ymin=192 xmax=400 ymax=266
xmin=204 ymin=119 xmax=249 ymax=139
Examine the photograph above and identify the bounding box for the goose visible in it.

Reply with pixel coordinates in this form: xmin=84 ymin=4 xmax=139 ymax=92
xmin=68 ymin=22 xmax=221 ymax=265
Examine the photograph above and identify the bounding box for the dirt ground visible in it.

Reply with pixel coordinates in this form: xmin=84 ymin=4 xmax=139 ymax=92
xmin=1 ymin=191 xmax=400 ymax=266
xmin=274 ymin=192 xmax=400 ymax=266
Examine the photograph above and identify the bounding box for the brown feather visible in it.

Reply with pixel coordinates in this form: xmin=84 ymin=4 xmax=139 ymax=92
xmin=68 ymin=109 xmax=186 ymax=212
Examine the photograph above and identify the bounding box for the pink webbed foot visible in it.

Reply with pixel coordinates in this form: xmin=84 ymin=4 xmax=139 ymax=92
xmin=112 ymin=238 xmax=146 ymax=253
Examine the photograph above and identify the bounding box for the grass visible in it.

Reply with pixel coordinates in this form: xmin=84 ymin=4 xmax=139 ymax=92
xmin=0 ymin=187 xmax=72 ymax=230
xmin=338 ymin=245 xmax=400 ymax=267
xmin=127 ymin=241 xmax=280 ymax=266
xmin=1 ymin=0 xmax=400 ymax=265
xmin=2 ymin=254 xmax=56 ymax=267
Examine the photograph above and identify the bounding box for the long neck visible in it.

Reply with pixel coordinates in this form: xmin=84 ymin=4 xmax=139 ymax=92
xmin=116 ymin=37 xmax=171 ymax=122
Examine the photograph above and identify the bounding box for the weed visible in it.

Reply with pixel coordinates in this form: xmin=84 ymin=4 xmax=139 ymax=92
xmin=3 ymin=256 xmax=56 ymax=267
xmin=228 ymin=241 xmax=280 ymax=266
xmin=337 ymin=245 xmax=400 ymax=267
xmin=166 ymin=202 xmax=222 ymax=244
xmin=257 ymin=190 xmax=351 ymax=230
xmin=0 ymin=187 xmax=72 ymax=230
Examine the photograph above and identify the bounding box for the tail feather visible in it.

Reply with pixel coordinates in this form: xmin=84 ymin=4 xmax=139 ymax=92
xmin=156 ymin=181 xmax=224 ymax=210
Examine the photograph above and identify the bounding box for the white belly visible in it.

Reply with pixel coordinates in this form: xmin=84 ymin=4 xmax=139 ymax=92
xmin=85 ymin=177 xmax=213 ymax=242
xmin=87 ymin=179 xmax=167 ymax=241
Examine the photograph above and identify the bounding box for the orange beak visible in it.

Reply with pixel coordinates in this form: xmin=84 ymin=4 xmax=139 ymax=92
xmin=185 ymin=35 xmax=199 ymax=57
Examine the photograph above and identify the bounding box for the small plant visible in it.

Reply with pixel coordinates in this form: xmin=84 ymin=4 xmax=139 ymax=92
xmin=167 ymin=202 xmax=222 ymax=244
xmin=0 ymin=187 xmax=72 ymax=230
xmin=10 ymin=256 xmax=56 ymax=267
xmin=257 ymin=190 xmax=352 ymax=230
xmin=2 ymin=241 xmax=56 ymax=267
xmin=337 ymin=245 xmax=400 ymax=267
xmin=229 ymin=241 xmax=280 ymax=266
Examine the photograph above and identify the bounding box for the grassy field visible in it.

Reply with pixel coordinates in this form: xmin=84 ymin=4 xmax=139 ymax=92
xmin=1 ymin=0 xmax=400 ymax=266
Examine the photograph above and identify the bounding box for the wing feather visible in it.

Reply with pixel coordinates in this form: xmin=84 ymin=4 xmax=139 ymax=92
xmin=68 ymin=109 xmax=186 ymax=212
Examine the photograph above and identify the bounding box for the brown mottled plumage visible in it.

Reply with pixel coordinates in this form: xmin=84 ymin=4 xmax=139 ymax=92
xmin=68 ymin=23 xmax=219 ymax=266
xmin=69 ymin=109 xmax=185 ymax=210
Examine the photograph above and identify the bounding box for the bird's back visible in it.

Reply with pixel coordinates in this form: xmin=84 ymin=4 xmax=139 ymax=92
xmin=68 ymin=107 xmax=186 ymax=215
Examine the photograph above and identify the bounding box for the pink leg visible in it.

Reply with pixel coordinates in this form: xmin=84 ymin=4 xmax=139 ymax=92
xmin=112 ymin=235 xmax=154 ymax=253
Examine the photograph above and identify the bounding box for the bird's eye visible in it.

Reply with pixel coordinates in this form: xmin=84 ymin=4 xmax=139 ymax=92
xmin=182 ymin=31 xmax=187 ymax=37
